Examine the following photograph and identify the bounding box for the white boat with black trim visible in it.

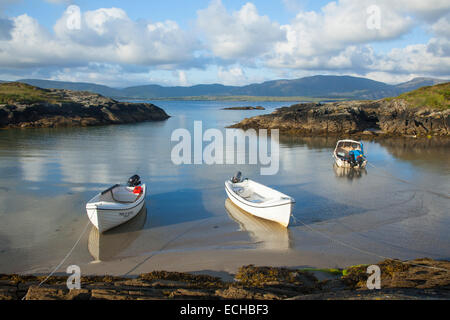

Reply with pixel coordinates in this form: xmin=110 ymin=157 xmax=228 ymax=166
xmin=86 ymin=175 xmax=146 ymax=233
xmin=333 ymin=139 xmax=367 ymax=168
xmin=224 ymin=172 xmax=295 ymax=228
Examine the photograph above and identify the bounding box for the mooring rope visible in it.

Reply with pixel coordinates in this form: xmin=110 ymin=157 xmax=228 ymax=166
xmin=290 ymin=185 xmax=449 ymax=273
xmin=290 ymin=214 xmax=449 ymax=272
xmin=367 ymin=162 xmax=450 ymax=199
xmin=21 ymin=211 xmax=94 ymax=300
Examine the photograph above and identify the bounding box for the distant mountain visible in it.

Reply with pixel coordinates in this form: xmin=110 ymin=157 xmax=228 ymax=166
xmin=4 ymin=75 xmax=447 ymax=101
xmin=231 ymin=75 xmax=399 ymax=99
xmin=18 ymin=79 xmax=123 ymax=97
xmin=121 ymin=83 xmax=236 ymax=98
xmin=395 ymin=77 xmax=449 ymax=92
xmin=120 ymin=76 xmax=400 ymax=99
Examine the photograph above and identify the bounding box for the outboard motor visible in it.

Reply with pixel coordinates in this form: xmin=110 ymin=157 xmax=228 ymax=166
xmin=231 ymin=171 xmax=243 ymax=183
xmin=127 ymin=174 xmax=141 ymax=187
xmin=356 ymin=155 xmax=364 ymax=167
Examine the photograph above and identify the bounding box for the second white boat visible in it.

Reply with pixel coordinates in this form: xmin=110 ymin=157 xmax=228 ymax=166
xmin=224 ymin=172 xmax=295 ymax=227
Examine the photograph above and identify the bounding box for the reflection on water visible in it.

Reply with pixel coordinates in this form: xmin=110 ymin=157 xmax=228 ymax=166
xmin=333 ymin=164 xmax=368 ymax=180
xmin=88 ymin=206 xmax=147 ymax=261
xmin=225 ymin=199 xmax=290 ymax=250
xmin=377 ymin=137 xmax=450 ymax=172
xmin=279 ymin=135 xmax=337 ymax=149
xmin=0 ymin=100 xmax=449 ymax=272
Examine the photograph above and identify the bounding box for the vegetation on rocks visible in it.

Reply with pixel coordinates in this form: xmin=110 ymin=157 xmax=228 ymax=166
xmin=386 ymin=82 xmax=450 ymax=110
xmin=1 ymin=258 xmax=447 ymax=300
xmin=0 ymin=82 xmax=170 ymax=129
xmin=0 ymin=82 xmax=68 ymax=104
xmin=230 ymin=82 xmax=450 ymax=137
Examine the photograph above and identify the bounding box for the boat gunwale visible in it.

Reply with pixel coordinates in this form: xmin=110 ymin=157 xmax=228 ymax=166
xmin=86 ymin=184 xmax=147 ymax=211
xmin=225 ymin=181 xmax=294 ymax=209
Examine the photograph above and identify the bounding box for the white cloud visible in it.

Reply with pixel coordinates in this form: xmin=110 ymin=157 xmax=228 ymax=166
xmin=262 ymin=0 xmax=450 ymax=81
xmin=197 ymin=0 xmax=285 ymax=60
xmin=431 ymin=13 xmax=450 ymax=38
xmin=0 ymin=6 xmax=199 ymax=69
xmin=217 ymin=66 xmax=247 ymax=85
xmin=0 ymin=1 xmax=449 ymax=85
xmin=179 ymin=71 xmax=188 ymax=86
xmin=267 ymin=0 xmax=414 ymax=69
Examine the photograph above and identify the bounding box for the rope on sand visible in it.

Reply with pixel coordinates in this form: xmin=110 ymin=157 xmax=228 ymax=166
xmin=290 ymin=214 xmax=449 ymax=272
xmin=21 ymin=213 xmax=93 ymax=300
xmin=367 ymin=162 xmax=450 ymax=199
xmin=293 ymin=158 xmax=450 ymax=272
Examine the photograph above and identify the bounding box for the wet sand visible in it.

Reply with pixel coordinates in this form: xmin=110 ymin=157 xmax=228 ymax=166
xmin=19 ymin=192 xmax=449 ymax=278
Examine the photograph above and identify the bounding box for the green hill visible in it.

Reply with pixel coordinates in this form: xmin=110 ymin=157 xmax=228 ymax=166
xmin=387 ymin=82 xmax=450 ymax=110
xmin=0 ymin=82 xmax=67 ymax=104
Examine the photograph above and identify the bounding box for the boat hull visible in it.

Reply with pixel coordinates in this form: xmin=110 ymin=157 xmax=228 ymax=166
xmin=334 ymin=156 xmax=367 ymax=168
xmin=86 ymin=200 xmax=145 ymax=233
xmin=225 ymin=182 xmax=293 ymax=227
xmin=86 ymin=184 xmax=146 ymax=233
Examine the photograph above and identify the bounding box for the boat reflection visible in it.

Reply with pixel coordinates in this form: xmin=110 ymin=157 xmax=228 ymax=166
xmin=88 ymin=206 xmax=147 ymax=261
xmin=333 ymin=164 xmax=367 ymax=180
xmin=224 ymin=199 xmax=290 ymax=250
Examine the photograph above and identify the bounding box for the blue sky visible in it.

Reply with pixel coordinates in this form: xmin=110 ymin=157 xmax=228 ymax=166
xmin=0 ymin=0 xmax=448 ymax=87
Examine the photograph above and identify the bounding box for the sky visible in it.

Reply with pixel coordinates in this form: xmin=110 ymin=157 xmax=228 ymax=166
xmin=0 ymin=0 xmax=449 ymax=87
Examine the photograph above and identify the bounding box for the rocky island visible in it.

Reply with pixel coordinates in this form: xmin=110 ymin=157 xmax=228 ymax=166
xmin=0 ymin=258 xmax=448 ymax=300
xmin=222 ymin=106 xmax=265 ymax=110
xmin=230 ymin=83 xmax=449 ymax=137
xmin=0 ymin=82 xmax=170 ymax=128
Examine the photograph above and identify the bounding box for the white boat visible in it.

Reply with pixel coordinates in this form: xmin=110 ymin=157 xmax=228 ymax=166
xmin=333 ymin=139 xmax=367 ymax=168
xmin=86 ymin=175 xmax=146 ymax=233
xmin=224 ymin=172 xmax=295 ymax=227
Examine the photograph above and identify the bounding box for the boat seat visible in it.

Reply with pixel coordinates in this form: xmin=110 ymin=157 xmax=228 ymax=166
xmin=99 ymin=185 xmax=142 ymax=204
xmin=234 ymin=187 xmax=252 ymax=198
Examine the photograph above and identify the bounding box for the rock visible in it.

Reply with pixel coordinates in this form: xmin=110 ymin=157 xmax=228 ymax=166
xmin=230 ymin=99 xmax=449 ymax=137
xmin=0 ymin=285 xmax=17 ymax=300
xmin=3 ymin=258 xmax=448 ymax=300
xmin=25 ymin=286 xmax=68 ymax=300
xmin=342 ymin=258 xmax=450 ymax=292
xmin=167 ymin=288 xmax=213 ymax=299
xmin=215 ymin=286 xmax=267 ymax=299
xmin=0 ymin=86 xmax=170 ymax=129
xmin=222 ymin=106 xmax=265 ymax=110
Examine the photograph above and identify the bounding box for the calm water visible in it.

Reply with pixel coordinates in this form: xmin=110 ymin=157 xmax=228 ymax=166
xmin=0 ymin=100 xmax=449 ymax=274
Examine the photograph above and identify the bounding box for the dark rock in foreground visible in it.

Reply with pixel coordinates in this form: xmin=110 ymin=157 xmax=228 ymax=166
xmin=0 ymin=83 xmax=170 ymax=129
xmin=0 ymin=258 xmax=448 ymax=300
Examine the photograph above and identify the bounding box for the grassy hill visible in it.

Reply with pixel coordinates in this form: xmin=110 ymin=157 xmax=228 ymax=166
xmin=387 ymin=82 xmax=450 ymax=110
xmin=0 ymin=82 xmax=67 ymax=104
xmin=18 ymin=79 xmax=123 ymax=98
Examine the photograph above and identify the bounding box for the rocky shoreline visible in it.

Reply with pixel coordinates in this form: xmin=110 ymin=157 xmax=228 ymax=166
xmin=1 ymin=258 xmax=448 ymax=300
xmin=0 ymin=83 xmax=170 ymax=129
xmin=230 ymin=99 xmax=449 ymax=137
xmin=222 ymin=106 xmax=265 ymax=110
